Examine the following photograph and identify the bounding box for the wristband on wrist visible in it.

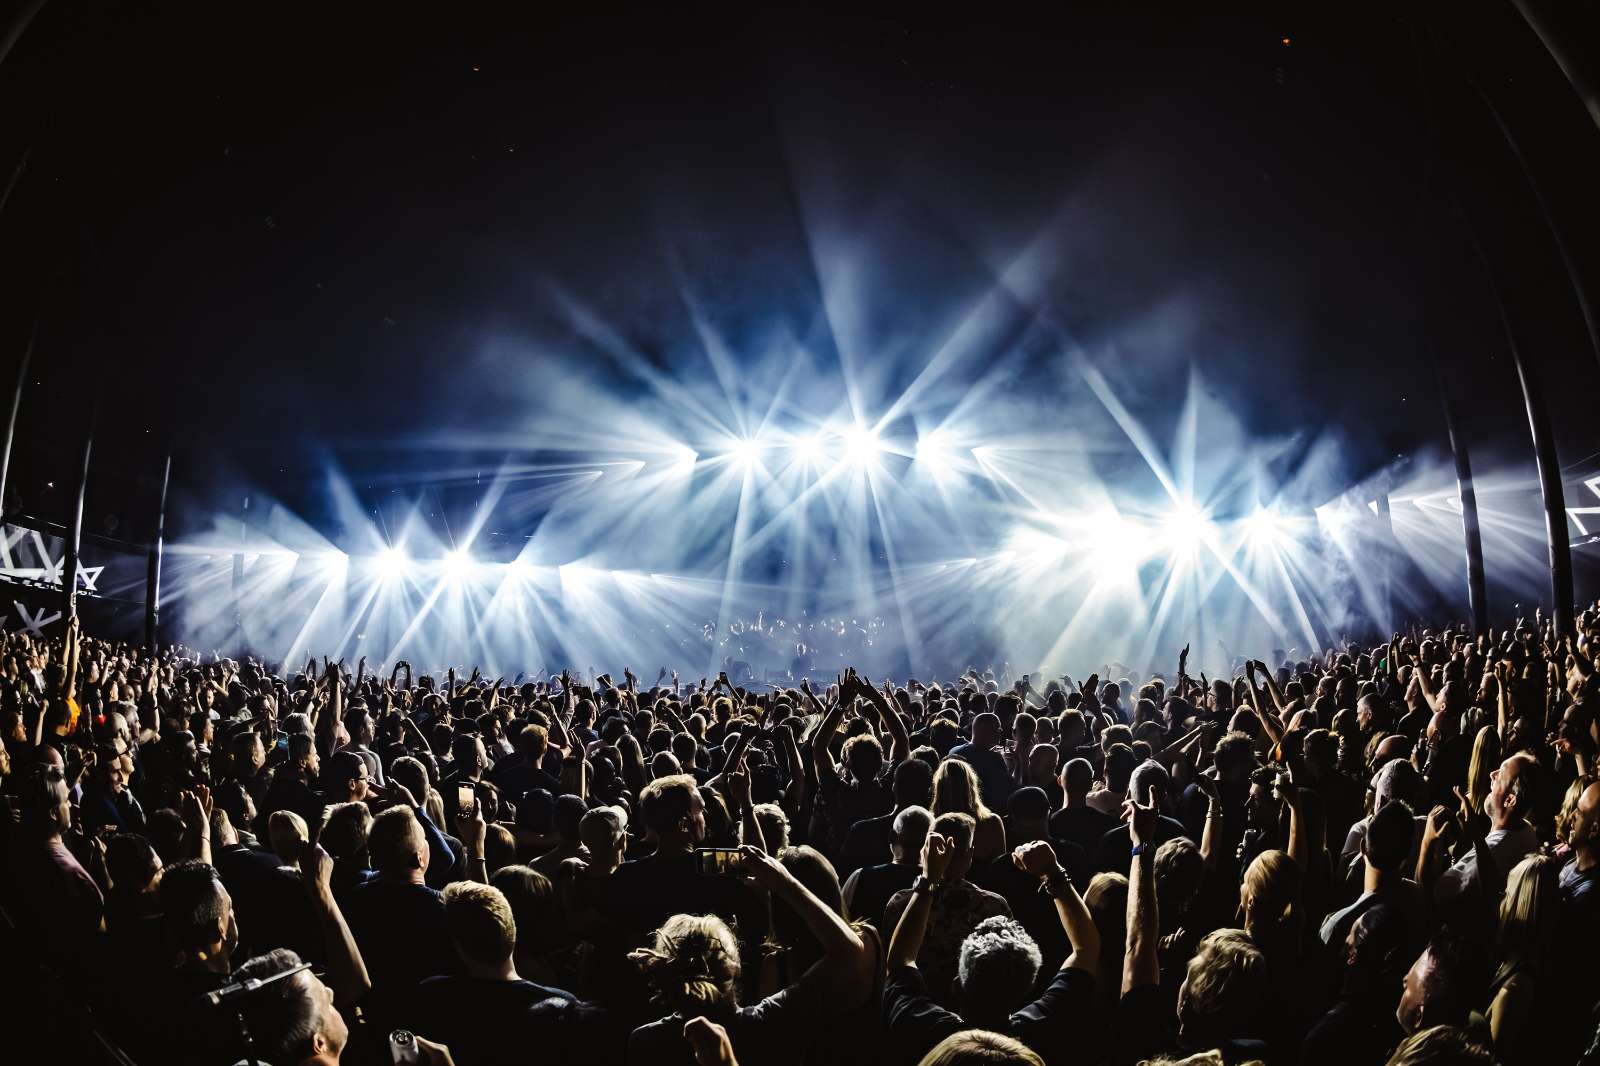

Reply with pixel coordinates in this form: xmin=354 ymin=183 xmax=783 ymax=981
xmin=911 ymin=874 xmax=946 ymax=895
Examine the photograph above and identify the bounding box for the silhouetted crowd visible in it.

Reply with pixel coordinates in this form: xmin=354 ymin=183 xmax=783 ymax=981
xmin=4 ymin=607 xmax=1600 ymax=1066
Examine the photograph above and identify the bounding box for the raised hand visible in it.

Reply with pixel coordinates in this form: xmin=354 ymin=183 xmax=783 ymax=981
xmin=921 ymin=832 xmax=953 ymax=882
xmin=682 ymin=1017 xmax=738 ymax=1066
xmin=1011 ymin=840 xmax=1062 ymax=882
xmin=1124 ymin=784 xmax=1159 ymax=849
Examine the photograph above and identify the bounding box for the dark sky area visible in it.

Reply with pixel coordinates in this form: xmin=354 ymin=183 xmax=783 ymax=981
xmin=1 ymin=2 xmax=1598 ymax=549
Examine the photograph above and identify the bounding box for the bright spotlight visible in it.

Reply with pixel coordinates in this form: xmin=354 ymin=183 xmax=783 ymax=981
xmin=841 ymin=425 xmax=883 ymax=466
xmin=374 ymin=546 xmax=408 ymax=581
xmin=726 ymin=438 xmax=764 ymax=469
xmin=441 ymin=549 xmax=472 ymax=579
xmin=916 ymin=432 xmax=954 ymax=473
xmin=1244 ymin=508 xmax=1286 ymax=545
xmin=1163 ymin=502 xmax=1212 ymax=551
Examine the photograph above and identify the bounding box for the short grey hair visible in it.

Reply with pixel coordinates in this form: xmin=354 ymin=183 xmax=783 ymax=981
xmin=957 ymin=915 xmax=1042 ymax=998
xmin=1127 ymin=758 xmax=1170 ymax=804
xmin=892 ymin=805 xmax=933 ymax=852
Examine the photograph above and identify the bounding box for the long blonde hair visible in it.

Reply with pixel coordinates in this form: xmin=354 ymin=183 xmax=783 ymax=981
xmin=933 ymin=758 xmax=992 ymax=822
xmin=630 ymin=914 xmax=742 ymax=1016
xmin=1241 ymin=849 xmax=1301 ymax=947
xmin=1465 ymin=725 xmax=1502 ymax=815
xmin=1495 ymin=854 xmax=1560 ymax=984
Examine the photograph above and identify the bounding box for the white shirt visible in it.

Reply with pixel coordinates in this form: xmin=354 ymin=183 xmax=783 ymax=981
xmin=1433 ymin=822 xmax=1539 ymax=906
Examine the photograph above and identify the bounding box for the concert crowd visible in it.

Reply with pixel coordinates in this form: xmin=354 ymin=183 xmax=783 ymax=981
xmin=3 ymin=606 xmax=1599 ymax=1066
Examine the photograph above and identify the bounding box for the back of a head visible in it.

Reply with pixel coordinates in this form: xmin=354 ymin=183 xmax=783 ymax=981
xmin=957 ymin=915 xmax=1043 ymax=1024
xmin=1154 ymin=837 xmax=1204 ymax=911
xmin=1179 ymin=929 xmax=1268 ymax=1046
xmin=442 ymin=881 xmax=517 ymax=967
xmin=931 ymin=811 xmax=977 ymax=856
xmin=933 ymin=758 xmax=982 ymax=817
xmin=1366 ymin=799 xmax=1416 ymax=873
xmin=1374 ymin=758 xmax=1422 ymax=809
xmin=1384 ymin=1025 xmax=1494 ymax=1066
xmin=634 ymin=913 xmax=741 ymax=1016
xmin=1128 ymin=758 xmax=1171 ymax=805
xmin=234 ymin=949 xmax=329 ymax=1065
xmin=268 ymin=809 xmax=310 ymax=863
xmin=1062 ymin=757 xmax=1094 ymax=798
xmin=893 ymin=805 xmax=933 ymax=855
xmin=917 ymin=1029 xmax=1045 ymax=1066
xmin=553 ymin=794 xmax=587 ymax=843
xmin=1006 ymin=786 xmax=1050 ymax=824
xmin=490 ymin=864 xmax=554 ymax=946
xmin=894 ymin=756 xmax=935 ymax=807
xmin=159 ymin=860 xmax=227 ymax=954
xmin=368 ymin=805 xmax=424 ymax=876
xmin=639 ymin=773 xmax=698 ymax=836
xmin=1105 ymin=744 xmax=1136 ymax=793
xmin=319 ymin=802 xmax=373 ymax=862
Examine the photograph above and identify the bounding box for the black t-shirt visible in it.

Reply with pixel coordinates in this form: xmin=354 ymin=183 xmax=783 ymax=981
xmin=1092 ymin=816 xmax=1190 ymax=875
xmin=847 ymin=862 xmax=919 ymax=931
xmin=838 ymin=811 xmax=896 ymax=875
xmin=628 ymin=976 xmax=827 ymax=1066
xmin=882 ymin=963 xmax=1095 ymax=1066
xmin=1049 ymin=805 xmax=1118 ymax=858
xmin=407 ymin=975 xmax=615 ymax=1066
xmin=212 ymin=843 xmax=321 ymax=961
xmin=346 ymin=879 xmax=460 ymax=996
xmin=1113 ymin=983 xmax=1270 ymax=1066
xmin=980 ymin=838 xmax=1087 ymax=972
xmin=594 ymin=851 xmax=767 ymax=946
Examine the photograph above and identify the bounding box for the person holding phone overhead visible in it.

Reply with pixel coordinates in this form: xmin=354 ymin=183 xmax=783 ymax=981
xmin=592 ymin=774 xmax=768 ymax=961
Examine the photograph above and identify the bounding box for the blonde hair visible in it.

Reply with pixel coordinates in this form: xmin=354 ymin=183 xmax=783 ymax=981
xmin=630 ymin=913 xmax=741 ymax=1015
xmin=1557 ymin=774 xmax=1599 ymax=844
xmin=1241 ymin=850 xmax=1300 ymax=945
xmin=267 ymin=809 xmax=308 ymax=864
xmin=1465 ymin=725 xmax=1501 ymax=815
xmin=933 ymin=758 xmax=992 ymax=821
xmin=917 ymin=1030 xmax=1044 ymax=1066
xmin=442 ymin=881 xmax=517 ymax=965
xmin=1495 ymin=853 xmax=1560 ymax=984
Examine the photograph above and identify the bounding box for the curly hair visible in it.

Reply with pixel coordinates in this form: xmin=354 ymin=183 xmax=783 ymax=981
xmin=631 ymin=913 xmax=742 ymax=1015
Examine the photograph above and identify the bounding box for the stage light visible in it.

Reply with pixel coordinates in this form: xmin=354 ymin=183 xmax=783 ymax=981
xmin=441 ymin=549 xmax=472 ymax=579
xmin=916 ymin=432 xmax=954 ymax=474
xmin=841 ymin=425 xmax=883 ymax=466
xmin=1163 ymin=502 xmax=1212 ymax=551
xmin=1317 ymin=505 xmax=1355 ymax=538
xmin=1244 ymin=508 xmax=1286 ymax=545
xmin=727 ymin=438 xmax=764 ymax=469
xmin=374 ymin=546 xmax=408 ymax=581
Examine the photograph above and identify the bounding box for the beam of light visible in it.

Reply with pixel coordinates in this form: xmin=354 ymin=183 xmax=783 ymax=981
xmin=1162 ymin=501 xmax=1213 ymax=553
xmin=726 ymin=437 xmax=765 ymax=469
xmin=915 ymin=431 xmax=956 ymax=475
xmin=791 ymin=433 xmax=826 ymax=466
xmin=839 ymin=424 xmax=883 ymax=467
xmin=374 ymin=546 xmax=409 ymax=581
xmin=440 ymin=548 xmax=473 ymax=580
xmin=1243 ymin=507 xmax=1287 ymax=545
xmin=1315 ymin=504 xmax=1357 ymax=540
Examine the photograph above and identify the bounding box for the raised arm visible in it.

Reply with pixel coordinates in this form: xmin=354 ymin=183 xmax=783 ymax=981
xmin=300 ymin=842 xmax=371 ymax=1007
xmin=856 ymin=673 xmax=911 ymax=765
xmin=1014 ymin=841 xmax=1099 ymax=979
xmin=887 ymin=832 xmax=951 ymax=971
xmin=1122 ymin=785 xmax=1160 ymax=996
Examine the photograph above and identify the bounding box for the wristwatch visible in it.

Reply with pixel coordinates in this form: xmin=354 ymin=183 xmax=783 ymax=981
xmin=911 ymin=875 xmax=946 ymax=896
xmin=1130 ymin=843 xmax=1151 ymax=858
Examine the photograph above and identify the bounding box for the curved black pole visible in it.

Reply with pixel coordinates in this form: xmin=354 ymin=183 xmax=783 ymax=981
xmin=0 ymin=317 xmax=35 ymax=525
xmin=145 ymin=450 xmax=171 ymax=652
xmin=1464 ymin=70 xmax=1600 ymax=387
xmin=1432 ymin=357 xmax=1489 ymax=633
xmin=63 ymin=425 xmax=93 ymax=621
xmin=1461 ymin=213 xmax=1574 ymax=637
